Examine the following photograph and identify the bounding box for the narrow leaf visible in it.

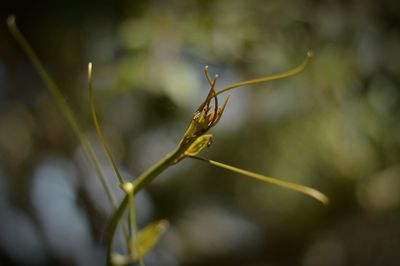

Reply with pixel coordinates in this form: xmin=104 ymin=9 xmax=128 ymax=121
xmin=216 ymin=51 xmax=313 ymax=95
xmin=88 ymin=63 xmax=124 ymax=184
xmin=6 ymin=16 xmax=118 ymax=207
xmin=190 ymin=156 xmax=329 ymax=205
xmin=110 ymin=219 xmax=168 ymax=266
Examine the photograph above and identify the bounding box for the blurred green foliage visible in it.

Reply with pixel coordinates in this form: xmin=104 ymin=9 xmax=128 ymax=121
xmin=1 ymin=0 xmax=400 ymax=265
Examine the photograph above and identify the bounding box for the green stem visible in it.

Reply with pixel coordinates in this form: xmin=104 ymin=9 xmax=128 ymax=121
xmin=106 ymin=145 xmax=183 ymax=265
xmin=88 ymin=63 xmax=125 ymax=185
xmin=127 ymin=188 xmax=144 ymax=266
xmin=6 ymin=16 xmax=118 ymax=208
xmin=133 ymin=146 xmax=182 ymax=193
xmin=6 ymin=15 xmax=135 ymax=250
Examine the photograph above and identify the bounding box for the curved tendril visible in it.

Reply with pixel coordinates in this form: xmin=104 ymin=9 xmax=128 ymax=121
xmin=204 ymin=65 xmax=213 ymax=86
xmin=88 ymin=63 xmax=125 ymax=185
xmin=212 ymin=95 xmax=230 ymax=126
xmin=209 ymin=75 xmax=219 ymax=126
xmin=7 ymin=15 xmax=132 ymax=252
xmin=189 ymin=155 xmax=329 ymax=206
xmin=216 ymin=51 xmax=313 ymax=96
xmin=197 ymin=73 xmax=219 ymax=113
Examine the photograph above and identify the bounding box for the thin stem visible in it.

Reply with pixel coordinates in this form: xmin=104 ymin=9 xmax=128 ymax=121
xmin=190 ymin=156 xmax=329 ymax=205
xmin=107 ymin=196 xmax=128 ymax=266
xmin=132 ymin=146 xmax=182 ymax=192
xmin=209 ymin=76 xmax=219 ymax=126
xmin=88 ymin=63 xmax=124 ymax=185
xmin=6 ymin=16 xmax=118 ymax=208
xmin=197 ymin=74 xmax=219 ymax=113
xmin=107 ymin=145 xmax=183 ymax=265
xmin=216 ymin=51 xmax=313 ymax=96
xmin=88 ymin=63 xmax=131 ymax=248
xmin=204 ymin=65 xmax=213 ymax=86
xmin=127 ymin=185 xmax=144 ymax=266
xmin=212 ymin=95 xmax=230 ymax=126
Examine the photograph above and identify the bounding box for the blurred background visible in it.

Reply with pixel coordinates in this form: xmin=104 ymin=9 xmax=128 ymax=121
xmin=1 ymin=0 xmax=400 ymax=265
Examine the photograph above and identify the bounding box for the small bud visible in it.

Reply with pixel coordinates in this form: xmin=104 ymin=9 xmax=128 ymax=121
xmin=119 ymin=182 xmax=134 ymax=194
xmin=111 ymin=252 xmax=132 ymax=266
xmin=184 ymin=134 xmax=213 ymax=156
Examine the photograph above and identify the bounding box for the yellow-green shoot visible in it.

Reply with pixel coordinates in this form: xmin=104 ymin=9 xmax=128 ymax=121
xmin=7 ymin=15 xmax=328 ymax=266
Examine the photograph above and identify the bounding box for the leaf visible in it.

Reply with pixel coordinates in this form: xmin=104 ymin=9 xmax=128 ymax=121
xmin=190 ymin=156 xmax=329 ymax=205
xmin=88 ymin=63 xmax=124 ymax=184
xmin=7 ymin=15 xmax=117 ymax=207
xmin=216 ymin=51 xmax=313 ymax=95
xmin=131 ymin=219 xmax=170 ymax=259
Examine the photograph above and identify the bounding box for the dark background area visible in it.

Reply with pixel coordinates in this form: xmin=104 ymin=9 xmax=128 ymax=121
xmin=1 ymin=0 xmax=400 ymax=265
